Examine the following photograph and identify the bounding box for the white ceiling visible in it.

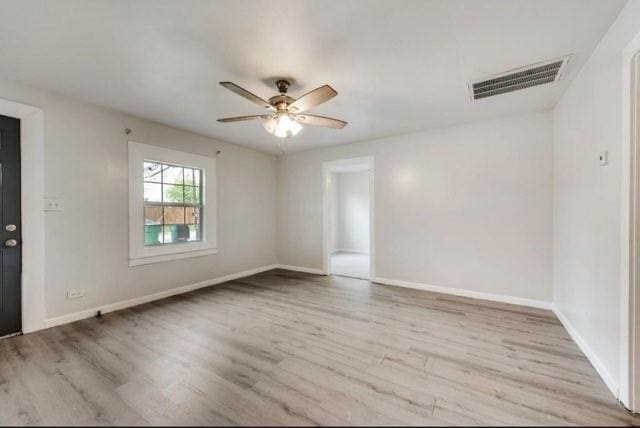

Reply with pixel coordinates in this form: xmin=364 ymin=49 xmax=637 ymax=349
xmin=0 ymin=0 xmax=627 ymax=154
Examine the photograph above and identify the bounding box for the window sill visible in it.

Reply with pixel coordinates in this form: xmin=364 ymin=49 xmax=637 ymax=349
xmin=129 ymin=248 xmax=218 ymax=267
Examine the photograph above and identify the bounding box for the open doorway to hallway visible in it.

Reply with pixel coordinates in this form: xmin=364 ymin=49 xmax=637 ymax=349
xmin=329 ymin=170 xmax=370 ymax=279
xmin=323 ymin=157 xmax=374 ymax=280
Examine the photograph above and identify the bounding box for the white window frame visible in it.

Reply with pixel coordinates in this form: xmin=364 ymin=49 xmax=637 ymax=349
xmin=128 ymin=141 xmax=217 ymax=266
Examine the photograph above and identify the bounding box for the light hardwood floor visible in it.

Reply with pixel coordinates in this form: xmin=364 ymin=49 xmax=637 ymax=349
xmin=0 ymin=269 xmax=636 ymax=426
xmin=330 ymin=251 xmax=370 ymax=279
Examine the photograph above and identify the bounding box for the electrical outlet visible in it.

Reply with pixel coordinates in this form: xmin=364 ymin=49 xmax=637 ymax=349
xmin=44 ymin=198 xmax=64 ymax=212
xmin=66 ymin=290 xmax=84 ymax=300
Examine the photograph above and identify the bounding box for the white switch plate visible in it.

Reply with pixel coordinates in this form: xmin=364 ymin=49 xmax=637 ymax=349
xmin=599 ymin=151 xmax=609 ymax=166
xmin=44 ymin=198 xmax=64 ymax=212
xmin=66 ymin=290 xmax=84 ymax=300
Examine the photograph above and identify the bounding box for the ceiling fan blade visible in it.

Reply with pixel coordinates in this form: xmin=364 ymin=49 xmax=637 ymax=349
xmin=295 ymin=114 xmax=347 ymax=129
xmin=217 ymin=115 xmax=269 ymax=123
xmin=289 ymin=85 xmax=337 ymax=112
xmin=219 ymin=82 xmax=274 ymax=110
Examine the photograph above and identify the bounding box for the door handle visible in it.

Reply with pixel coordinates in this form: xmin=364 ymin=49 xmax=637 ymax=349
xmin=4 ymin=239 xmax=17 ymax=247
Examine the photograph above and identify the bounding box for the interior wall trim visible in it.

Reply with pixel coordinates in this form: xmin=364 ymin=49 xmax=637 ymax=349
xmin=274 ymin=264 xmax=326 ymax=275
xmin=42 ymin=264 xmax=326 ymax=330
xmin=372 ymin=276 xmax=553 ymax=310
xmin=41 ymin=261 xmax=619 ymax=403
xmin=331 ymin=249 xmax=369 ymax=255
xmin=553 ymin=305 xmax=619 ymax=399
xmin=43 ymin=264 xmax=280 ymax=329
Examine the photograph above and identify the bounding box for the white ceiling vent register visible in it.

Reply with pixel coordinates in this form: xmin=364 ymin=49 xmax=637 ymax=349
xmin=469 ymin=55 xmax=572 ymax=100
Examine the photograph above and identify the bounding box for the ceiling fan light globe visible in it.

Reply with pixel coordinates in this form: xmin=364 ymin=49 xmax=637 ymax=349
xmin=264 ymin=113 xmax=303 ymax=138
xmin=263 ymin=118 xmax=277 ymax=135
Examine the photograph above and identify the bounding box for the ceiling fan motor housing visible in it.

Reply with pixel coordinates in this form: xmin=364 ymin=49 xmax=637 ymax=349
xmin=268 ymin=94 xmax=295 ymax=110
xmin=275 ymin=79 xmax=291 ymax=94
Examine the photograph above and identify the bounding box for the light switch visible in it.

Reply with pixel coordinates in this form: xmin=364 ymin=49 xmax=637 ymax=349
xmin=599 ymin=151 xmax=608 ymax=166
xmin=44 ymin=198 xmax=64 ymax=212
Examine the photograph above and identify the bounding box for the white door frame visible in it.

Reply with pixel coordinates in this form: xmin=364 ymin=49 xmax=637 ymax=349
xmin=621 ymin=33 xmax=640 ymax=412
xmin=322 ymin=156 xmax=375 ymax=279
xmin=0 ymin=97 xmax=46 ymax=334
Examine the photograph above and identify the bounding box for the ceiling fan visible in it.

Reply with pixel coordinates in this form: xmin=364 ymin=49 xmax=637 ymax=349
xmin=217 ymin=79 xmax=347 ymax=138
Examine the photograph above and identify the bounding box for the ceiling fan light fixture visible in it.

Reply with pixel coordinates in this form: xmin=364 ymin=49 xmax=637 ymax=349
xmin=263 ymin=112 xmax=303 ymax=138
xmin=218 ymin=79 xmax=346 ymax=139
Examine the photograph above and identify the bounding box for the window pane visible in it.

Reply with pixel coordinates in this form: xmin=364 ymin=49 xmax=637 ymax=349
xmin=184 ymin=186 xmax=200 ymax=204
xmin=144 ymin=162 xmax=162 ymax=182
xmin=185 ymin=207 xmax=200 ymax=225
xmin=144 ymin=225 xmax=162 ymax=246
xmin=163 ymin=184 xmax=184 ymax=203
xmin=162 ymin=225 xmax=174 ymax=244
xmin=144 ymin=182 xmax=162 ymax=202
xmin=163 ymin=224 xmax=189 ymax=244
xmin=164 ymin=206 xmax=185 ymax=224
xmin=187 ymin=224 xmax=201 ymax=242
xmin=144 ymin=206 xmax=163 ymax=225
xmin=163 ymin=165 xmax=184 ymax=185
xmin=184 ymin=168 xmax=196 ymax=185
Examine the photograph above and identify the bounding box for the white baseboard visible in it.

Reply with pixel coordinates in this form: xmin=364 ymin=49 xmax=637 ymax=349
xmin=43 ymin=264 xmax=280 ymax=329
xmin=372 ymin=276 xmax=552 ymax=310
xmin=370 ymin=276 xmax=618 ymax=401
xmin=331 ymin=249 xmax=369 ymax=255
xmin=552 ymin=305 xmax=619 ymax=399
xmin=274 ymin=264 xmax=326 ymax=275
xmin=39 ymin=261 xmax=619 ymax=404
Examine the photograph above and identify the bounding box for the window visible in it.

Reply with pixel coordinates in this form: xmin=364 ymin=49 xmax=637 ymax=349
xmin=143 ymin=162 xmax=202 ymax=246
xmin=129 ymin=142 xmax=217 ymax=266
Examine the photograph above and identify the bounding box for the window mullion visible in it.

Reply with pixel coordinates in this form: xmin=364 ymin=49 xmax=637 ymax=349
xmin=160 ymin=163 xmax=165 ymax=244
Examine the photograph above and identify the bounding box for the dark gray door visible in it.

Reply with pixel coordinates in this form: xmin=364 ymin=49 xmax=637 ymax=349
xmin=0 ymin=115 xmax=21 ymax=337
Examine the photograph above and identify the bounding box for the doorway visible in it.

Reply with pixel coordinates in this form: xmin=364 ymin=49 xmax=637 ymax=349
xmin=0 ymin=115 xmax=22 ymax=337
xmin=323 ymin=157 xmax=374 ymax=280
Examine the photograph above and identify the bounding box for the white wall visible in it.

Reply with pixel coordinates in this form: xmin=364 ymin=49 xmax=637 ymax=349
xmin=553 ymin=0 xmax=640 ymax=398
xmin=0 ymin=79 xmax=278 ymax=320
xmin=334 ymin=171 xmax=370 ymax=253
xmin=278 ymin=111 xmax=554 ymax=303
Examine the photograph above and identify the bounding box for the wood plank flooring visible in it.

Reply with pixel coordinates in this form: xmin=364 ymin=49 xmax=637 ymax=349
xmin=0 ymin=269 xmax=636 ymax=426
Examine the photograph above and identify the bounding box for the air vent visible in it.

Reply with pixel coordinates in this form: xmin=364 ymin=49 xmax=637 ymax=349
xmin=470 ymin=55 xmax=571 ymax=100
